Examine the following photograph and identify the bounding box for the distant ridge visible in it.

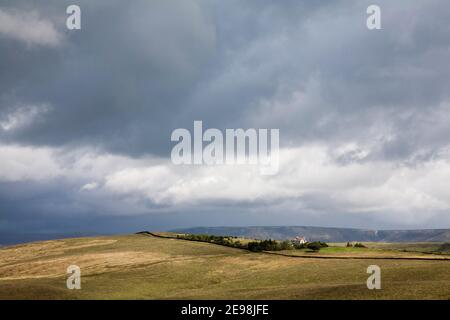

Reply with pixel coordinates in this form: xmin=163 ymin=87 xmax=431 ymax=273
xmin=170 ymin=226 xmax=450 ymax=242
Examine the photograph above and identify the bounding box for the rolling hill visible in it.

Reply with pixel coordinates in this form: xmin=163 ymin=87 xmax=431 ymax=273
xmin=0 ymin=233 xmax=449 ymax=299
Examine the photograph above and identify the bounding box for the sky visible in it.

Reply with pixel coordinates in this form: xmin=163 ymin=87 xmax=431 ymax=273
xmin=1 ymin=0 xmax=450 ymax=243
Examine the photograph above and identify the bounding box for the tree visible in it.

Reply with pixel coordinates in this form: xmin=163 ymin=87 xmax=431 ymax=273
xmin=247 ymin=241 xmax=262 ymax=252
xmin=306 ymin=242 xmax=322 ymax=252
xmin=280 ymin=240 xmax=294 ymax=250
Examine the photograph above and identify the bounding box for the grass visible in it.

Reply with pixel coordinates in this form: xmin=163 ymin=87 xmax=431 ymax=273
xmin=0 ymin=234 xmax=449 ymax=299
xmin=277 ymin=244 xmax=450 ymax=259
xmin=359 ymin=242 xmax=450 ymax=254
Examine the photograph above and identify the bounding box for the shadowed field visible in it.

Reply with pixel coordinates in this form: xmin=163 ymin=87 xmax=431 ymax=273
xmin=0 ymin=234 xmax=449 ymax=299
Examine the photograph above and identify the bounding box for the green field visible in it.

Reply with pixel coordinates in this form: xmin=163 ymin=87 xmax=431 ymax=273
xmin=0 ymin=233 xmax=449 ymax=299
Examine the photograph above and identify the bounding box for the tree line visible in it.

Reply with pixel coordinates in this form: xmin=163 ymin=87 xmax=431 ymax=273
xmin=176 ymin=233 xmax=328 ymax=252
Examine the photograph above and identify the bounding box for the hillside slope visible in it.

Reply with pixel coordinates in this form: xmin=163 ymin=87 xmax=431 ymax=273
xmin=0 ymin=233 xmax=449 ymax=299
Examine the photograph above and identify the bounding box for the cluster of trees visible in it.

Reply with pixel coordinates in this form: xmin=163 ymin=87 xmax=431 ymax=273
xmin=247 ymin=239 xmax=294 ymax=252
xmin=305 ymin=241 xmax=328 ymax=252
xmin=176 ymin=234 xmax=244 ymax=248
xmin=176 ymin=233 xmax=329 ymax=253
xmin=247 ymin=240 xmax=329 ymax=252
xmin=289 ymin=241 xmax=329 ymax=251
xmin=346 ymin=242 xmax=367 ymax=248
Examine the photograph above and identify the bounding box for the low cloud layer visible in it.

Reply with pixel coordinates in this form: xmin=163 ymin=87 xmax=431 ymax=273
xmin=2 ymin=143 xmax=450 ymax=230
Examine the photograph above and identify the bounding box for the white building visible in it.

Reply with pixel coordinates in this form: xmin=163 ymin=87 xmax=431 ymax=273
xmin=292 ymin=236 xmax=307 ymax=245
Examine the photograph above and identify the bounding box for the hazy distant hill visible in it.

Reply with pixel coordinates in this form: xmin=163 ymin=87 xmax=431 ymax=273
xmin=171 ymin=226 xmax=450 ymax=242
xmin=0 ymin=232 xmax=102 ymax=246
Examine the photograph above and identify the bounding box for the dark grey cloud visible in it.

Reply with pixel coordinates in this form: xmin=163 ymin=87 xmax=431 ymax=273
xmin=1 ymin=0 xmax=216 ymax=156
xmin=1 ymin=0 xmax=448 ymax=159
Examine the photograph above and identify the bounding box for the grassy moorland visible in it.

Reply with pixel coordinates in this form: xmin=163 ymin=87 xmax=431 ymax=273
xmin=0 ymin=233 xmax=449 ymax=299
xmin=275 ymin=244 xmax=450 ymax=259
